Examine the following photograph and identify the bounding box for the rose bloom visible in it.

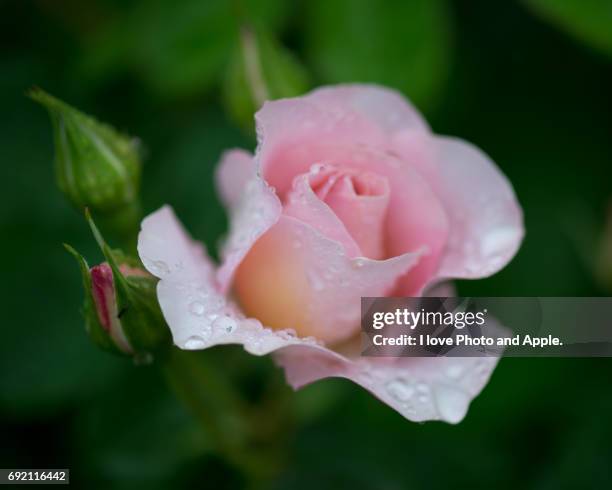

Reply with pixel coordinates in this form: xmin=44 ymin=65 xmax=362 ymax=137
xmin=138 ymin=85 xmax=523 ymax=423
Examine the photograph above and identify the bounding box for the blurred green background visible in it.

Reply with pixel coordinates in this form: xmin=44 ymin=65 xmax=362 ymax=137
xmin=1 ymin=0 xmax=612 ymax=488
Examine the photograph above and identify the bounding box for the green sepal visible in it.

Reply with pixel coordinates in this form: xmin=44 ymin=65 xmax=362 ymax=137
xmin=86 ymin=210 xmax=172 ymax=362
xmin=63 ymin=243 xmax=123 ymax=356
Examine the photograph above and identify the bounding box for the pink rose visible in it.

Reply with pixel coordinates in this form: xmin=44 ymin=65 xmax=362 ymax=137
xmin=138 ymin=85 xmax=523 ymax=423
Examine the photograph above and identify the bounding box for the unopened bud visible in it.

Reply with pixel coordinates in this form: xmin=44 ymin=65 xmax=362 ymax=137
xmin=90 ymin=262 xmax=147 ymax=355
xmin=30 ymin=88 xmax=141 ymax=240
xmin=65 ymin=214 xmax=171 ymax=362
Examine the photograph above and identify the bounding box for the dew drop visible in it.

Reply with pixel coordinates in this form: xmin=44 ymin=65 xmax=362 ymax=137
xmin=311 ymin=163 xmax=324 ymax=174
xmin=189 ymin=301 xmax=206 ymax=316
xmin=386 ymin=379 xmax=414 ymax=402
xmin=184 ymin=336 xmax=207 ymax=350
xmin=151 ymin=260 xmax=170 ymax=276
xmin=212 ymin=315 xmax=238 ymax=334
xmin=353 ymin=258 xmax=366 ymax=269
xmin=435 ymin=386 xmax=469 ymax=424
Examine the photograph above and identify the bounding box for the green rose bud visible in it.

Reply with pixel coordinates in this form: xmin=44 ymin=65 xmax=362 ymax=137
xmin=223 ymin=26 xmax=310 ymax=133
xmin=29 ymin=88 xmax=142 ymax=242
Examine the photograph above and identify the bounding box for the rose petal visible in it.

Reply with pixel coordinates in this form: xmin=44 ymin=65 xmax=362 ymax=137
xmin=216 ymin=169 xmax=282 ymax=294
xmin=259 ymin=132 xmax=450 ymax=293
xmin=138 ymin=206 xmax=316 ymax=352
xmin=307 ymin=84 xmax=429 ymax=133
xmin=234 ymin=215 xmax=423 ymax=344
xmin=256 ymin=84 xmax=428 ymax=197
xmin=254 ymin=89 xmax=450 ymax=288
xmin=429 ymin=136 xmax=524 ymax=284
xmin=215 ymin=149 xmax=255 ymax=208
xmin=274 ymin=346 xmax=499 ymax=424
xmin=138 ymin=205 xmax=225 ymax=345
xmin=423 ymin=280 xmax=456 ymax=297
xmin=320 ymin=170 xmax=390 ymax=259
xmin=379 ymin=155 xmax=449 ymax=295
xmin=283 ymin=167 xmax=362 ymax=258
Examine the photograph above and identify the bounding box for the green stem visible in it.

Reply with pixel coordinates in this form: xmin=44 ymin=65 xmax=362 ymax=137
xmin=161 ymin=348 xmax=285 ymax=487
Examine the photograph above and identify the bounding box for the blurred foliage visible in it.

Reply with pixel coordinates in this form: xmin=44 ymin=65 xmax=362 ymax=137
xmin=1 ymin=0 xmax=612 ymax=488
xmin=303 ymin=0 xmax=452 ymax=110
xmin=223 ymin=27 xmax=310 ymax=133
xmin=523 ymin=0 xmax=612 ymax=56
xmin=75 ymin=0 xmax=290 ymax=98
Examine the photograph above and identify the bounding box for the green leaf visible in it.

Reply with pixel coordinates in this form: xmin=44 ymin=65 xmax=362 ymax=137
xmin=304 ymin=0 xmax=452 ymax=111
xmin=523 ymin=0 xmax=612 ymax=56
xmin=223 ymin=27 xmax=310 ymax=133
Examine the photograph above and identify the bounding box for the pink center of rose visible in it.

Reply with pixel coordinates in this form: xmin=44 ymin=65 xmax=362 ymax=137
xmin=307 ymin=165 xmax=390 ymax=259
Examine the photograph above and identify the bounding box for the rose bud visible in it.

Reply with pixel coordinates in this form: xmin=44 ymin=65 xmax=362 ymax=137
xmin=65 ymin=244 xmax=171 ymax=362
xmin=29 ymin=88 xmax=142 ymax=239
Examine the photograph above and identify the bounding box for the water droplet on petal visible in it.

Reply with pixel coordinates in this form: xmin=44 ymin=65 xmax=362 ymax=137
xmin=311 ymin=163 xmax=324 ymax=174
xmin=189 ymin=301 xmax=205 ymax=316
xmin=353 ymin=258 xmax=366 ymax=269
xmin=242 ymin=318 xmax=263 ymax=330
xmin=212 ymin=315 xmax=238 ymax=334
xmin=149 ymin=260 xmax=170 ymax=276
xmin=435 ymin=386 xmax=469 ymax=423
xmin=386 ymin=379 xmax=414 ymax=402
xmin=184 ymin=336 xmax=207 ymax=350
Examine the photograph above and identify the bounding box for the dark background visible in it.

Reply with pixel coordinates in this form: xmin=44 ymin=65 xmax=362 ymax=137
xmin=1 ymin=0 xmax=611 ymax=488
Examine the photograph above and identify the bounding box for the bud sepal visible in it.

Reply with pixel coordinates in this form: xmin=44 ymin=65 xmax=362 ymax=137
xmin=65 ymin=212 xmax=172 ymax=361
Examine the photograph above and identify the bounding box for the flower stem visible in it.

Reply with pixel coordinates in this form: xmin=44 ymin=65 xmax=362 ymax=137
xmin=161 ymin=348 xmax=286 ymax=487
